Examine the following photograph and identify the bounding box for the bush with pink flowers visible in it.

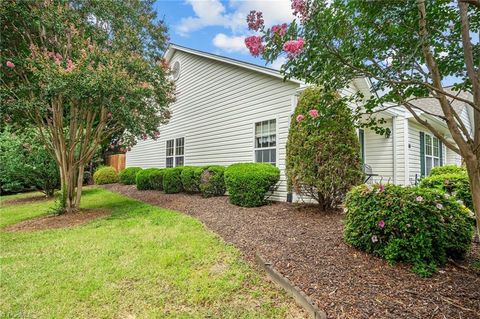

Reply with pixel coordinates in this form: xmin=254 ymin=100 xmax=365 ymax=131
xmin=344 ymin=184 xmax=474 ymax=277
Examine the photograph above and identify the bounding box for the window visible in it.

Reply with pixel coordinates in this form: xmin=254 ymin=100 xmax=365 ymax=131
xmin=254 ymin=119 xmax=276 ymax=165
xmin=166 ymin=137 xmax=184 ymax=167
xmin=166 ymin=139 xmax=174 ymax=168
xmin=422 ymin=132 xmax=442 ymax=175
xmin=359 ymin=129 xmax=365 ymax=165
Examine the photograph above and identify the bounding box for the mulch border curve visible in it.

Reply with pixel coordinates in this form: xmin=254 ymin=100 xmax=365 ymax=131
xmin=255 ymin=252 xmax=327 ymax=319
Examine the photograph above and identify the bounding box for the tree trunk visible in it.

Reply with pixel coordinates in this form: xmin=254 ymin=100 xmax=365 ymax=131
xmin=465 ymin=157 xmax=480 ymax=241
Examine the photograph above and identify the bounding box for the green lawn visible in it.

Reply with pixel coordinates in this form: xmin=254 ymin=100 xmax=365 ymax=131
xmin=0 ymin=188 xmax=301 ymax=318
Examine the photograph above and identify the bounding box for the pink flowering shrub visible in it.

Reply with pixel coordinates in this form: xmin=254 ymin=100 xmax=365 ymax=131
xmin=344 ymin=184 xmax=474 ymax=277
xmin=244 ymin=35 xmax=265 ymax=56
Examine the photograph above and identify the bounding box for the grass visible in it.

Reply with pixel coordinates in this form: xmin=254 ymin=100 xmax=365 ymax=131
xmin=0 ymin=188 xmax=301 ymax=318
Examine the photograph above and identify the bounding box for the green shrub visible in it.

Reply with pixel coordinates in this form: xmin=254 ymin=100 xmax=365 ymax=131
xmin=344 ymin=184 xmax=474 ymax=277
xmin=181 ymin=166 xmax=202 ymax=193
xmin=163 ymin=167 xmax=184 ymax=194
xmin=430 ymin=165 xmax=466 ymax=176
xmin=135 ymin=168 xmax=164 ymax=190
xmin=0 ymin=128 xmax=60 ymax=196
xmin=419 ymin=172 xmax=472 ymax=210
xmin=119 ymin=167 xmax=142 ymax=185
xmin=199 ymin=165 xmax=226 ymax=197
xmin=93 ymin=166 xmax=119 ymax=185
xmin=224 ymin=163 xmax=280 ymax=207
xmin=286 ymin=87 xmax=364 ymax=209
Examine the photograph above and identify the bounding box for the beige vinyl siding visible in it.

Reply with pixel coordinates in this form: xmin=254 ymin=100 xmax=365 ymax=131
xmin=127 ymin=50 xmax=299 ymax=201
xmin=446 ymin=148 xmax=462 ymax=165
xmin=408 ymin=121 xmax=423 ymax=184
xmin=363 ymin=118 xmax=394 ymax=183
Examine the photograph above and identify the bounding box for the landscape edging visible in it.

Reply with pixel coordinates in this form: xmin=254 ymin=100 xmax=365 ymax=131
xmin=254 ymin=252 xmax=327 ymax=319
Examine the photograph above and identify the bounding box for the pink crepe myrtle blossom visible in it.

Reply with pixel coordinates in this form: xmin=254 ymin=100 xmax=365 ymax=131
xmin=308 ymin=109 xmax=319 ymax=118
xmin=283 ymin=38 xmax=304 ymax=58
xmin=296 ymin=114 xmax=305 ymax=123
xmin=378 ymin=220 xmax=385 ymax=229
xmin=271 ymin=23 xmax=288 ymax=37
xmin=245 ymin=36 xmax=265 ymax=57
xmin=291 ymin=0 xmax=309 ymax=22
xmin=6 ymin=61 xmax=15 ymax=68
xmin=246 ymin=10 xmax=264 ymax=31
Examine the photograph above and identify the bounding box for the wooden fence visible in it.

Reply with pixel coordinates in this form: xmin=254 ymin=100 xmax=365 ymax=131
xmin=106 ymin=154 xmax=126 ymax=172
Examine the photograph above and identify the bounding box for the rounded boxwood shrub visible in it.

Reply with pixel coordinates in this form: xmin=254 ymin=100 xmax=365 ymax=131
xmin=430 ymin=165 xmax=466 ymax=176
xmin=419 ymin=172 xmax=472 ymax=210
xmin=344 ymin=184 xmax=474 ymax=277
xmin=93 ymin=166 xmax=119 ymax=185
xmin=199 ymin=165 xmax=226 ymax=197
xmin=163 ymin=167 xmax=184 ymax=194
xmin=286 ymin=87 xmax=364 ymax=209
xmin=224 ymin=163 xmax=280 ymax=207
xmin=119 ymin=167 xmax=142 ymax=185
xmin=181 ymin=166 xmax=202 ymax=193
xmin=135 ymin=168 xmax=164 ymax=190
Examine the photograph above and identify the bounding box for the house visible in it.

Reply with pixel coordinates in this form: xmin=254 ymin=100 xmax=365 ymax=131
xmin=126 ymin=44 xmax=473 ymax=202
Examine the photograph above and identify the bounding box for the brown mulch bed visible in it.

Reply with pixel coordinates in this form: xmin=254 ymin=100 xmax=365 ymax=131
xmin=2 ymin=194 xmax=50 ymax=206
xmin=103 ymin=184 xmax=480 ymax=319
xmin=5 ymin=209 xmax=109 ymax=232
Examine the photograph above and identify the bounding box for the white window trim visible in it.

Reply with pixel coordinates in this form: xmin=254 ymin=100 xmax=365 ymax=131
xmin=166 ymin=136 xmax=185 ymax=168
xmin=423 ymin=132 xmax=441 ymax=174
xmin=252 ymin=117 xmax=279 ymax=166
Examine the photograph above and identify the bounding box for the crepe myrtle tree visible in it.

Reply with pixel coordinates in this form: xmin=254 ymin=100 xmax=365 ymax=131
xmin=245 ymin=0 xmax=480 ymax=235
xmin=1 ymin=1 xmax=175 ymax=213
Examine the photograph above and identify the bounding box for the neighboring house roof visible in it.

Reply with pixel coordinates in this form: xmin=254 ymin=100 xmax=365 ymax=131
xmin=408 ymin=87 xmax=472 ymax=117
xmin=164 ymin=43 xmax=304 ymax=84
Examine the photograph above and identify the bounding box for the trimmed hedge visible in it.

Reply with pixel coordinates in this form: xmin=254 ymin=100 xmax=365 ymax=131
xmin=119 ymin=167 xmax=142 ymax=185
xmin=181 ymin=166 xmax=202 ymax=193
xmin=163 ymin=167 xmax=184 ymax=194
xmin=199 ymin=165 xmax=226 ymax=197
xmin=344 ymin=184 xmax=474 ymax=277
xmin=430 ymin=165 xmax=466 ymax=176
xmin=136 ymin=168 xmax=164 ymax=190
xmin=224 ymin=163 xmax=280 ymax=207
xmin=93 ymin=166 xmax=119 ymax=185
xmin=419 ymin=172 xmax=472 ymax=210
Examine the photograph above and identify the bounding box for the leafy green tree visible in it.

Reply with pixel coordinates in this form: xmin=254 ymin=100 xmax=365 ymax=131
xmin=0 ymin=128 xmax=60 ymax=196
xmin=287 ymin=87 xmax=363 ymax=209
xmin=245 ymin=0 xmax=480 ymax=235
xmin=1 ymin=1 xmax=174 ymax=212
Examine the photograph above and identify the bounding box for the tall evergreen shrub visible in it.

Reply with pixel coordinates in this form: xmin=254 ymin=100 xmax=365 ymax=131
xmin=286 ymin=87 xmax=363 ymax=209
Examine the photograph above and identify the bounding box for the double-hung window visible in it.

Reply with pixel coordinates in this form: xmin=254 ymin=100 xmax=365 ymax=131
xmin=421 ymin=132 xmax=442 ymax=175
xmin=166 ymin=137 xmax=184 ymax=168
xmin=254 ymin=119 xmax=276 ymax=165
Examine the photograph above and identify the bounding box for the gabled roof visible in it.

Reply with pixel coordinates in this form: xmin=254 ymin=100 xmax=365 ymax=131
xmin=164 ymin=43 xmax=304 ymax=84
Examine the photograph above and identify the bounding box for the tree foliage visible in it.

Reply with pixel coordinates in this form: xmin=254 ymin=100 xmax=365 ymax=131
xmin=286 ymin=87 xmax=363 ymax=209
xmin=0 ymin=0 xmax=175 ymax=212
xmin=245 ymin=0 xmax=480 ymax=234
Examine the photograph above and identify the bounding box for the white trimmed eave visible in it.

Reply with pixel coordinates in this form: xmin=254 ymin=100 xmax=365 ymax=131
xmin=164 ymin=44 xmax=304 ymax=85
